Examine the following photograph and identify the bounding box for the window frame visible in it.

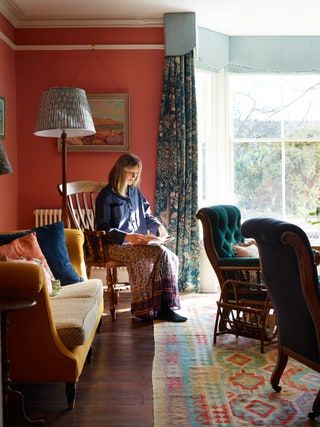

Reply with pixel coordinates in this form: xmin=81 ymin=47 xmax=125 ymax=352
xmin=196 ymin=68 xmax=320 ymax=224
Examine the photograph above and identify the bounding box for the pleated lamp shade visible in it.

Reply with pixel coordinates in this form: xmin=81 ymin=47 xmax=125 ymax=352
xmin=34 ymin=87 xmax=95 ymax=137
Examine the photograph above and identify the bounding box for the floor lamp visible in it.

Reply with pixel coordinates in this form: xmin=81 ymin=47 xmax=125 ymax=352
xmin=34 ymin=87 xmax=95 ymax=226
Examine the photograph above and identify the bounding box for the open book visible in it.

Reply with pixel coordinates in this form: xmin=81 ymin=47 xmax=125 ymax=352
xmin=147 ymin=236 xmax=174 ymax=246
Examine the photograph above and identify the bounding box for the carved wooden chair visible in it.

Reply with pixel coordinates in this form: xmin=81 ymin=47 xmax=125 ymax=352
xmin=58 ymin=181 xmax=129 ymax=320
xmin=242 ymin=217 xmax=320 ymax=420
xmin=196 ymin=205 xmax=277 ymax=353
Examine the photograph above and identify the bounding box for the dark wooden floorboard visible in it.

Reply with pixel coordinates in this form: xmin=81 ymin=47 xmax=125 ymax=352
xmin=9 ymin=291 xmax=155 ymax=427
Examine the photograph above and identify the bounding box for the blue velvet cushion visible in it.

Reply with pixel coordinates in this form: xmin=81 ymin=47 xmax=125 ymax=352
xmin=0 ymin=222 xmax=82 ymax=285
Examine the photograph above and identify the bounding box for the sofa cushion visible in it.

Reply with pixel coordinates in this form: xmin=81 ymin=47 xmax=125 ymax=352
xmin=0 ymin=233 xmax=54 ymax=293
xmin=0 ymin=222 xmax=82 ymax=286
xmin=50 ymin=279 xmax=103 ymax=347
xmin=52 ymin=279 xmax=102 ymax=299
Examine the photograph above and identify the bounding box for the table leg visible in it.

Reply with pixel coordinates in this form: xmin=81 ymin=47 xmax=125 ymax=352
xmin=1 ymin=311 xmax=45 ymax=426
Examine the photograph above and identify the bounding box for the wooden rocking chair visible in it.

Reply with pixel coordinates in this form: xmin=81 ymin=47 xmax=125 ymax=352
xmin=197 ymin=205 xmax=277 ymax=353
xmin=58 ymin=180 xmax=129 ymax=320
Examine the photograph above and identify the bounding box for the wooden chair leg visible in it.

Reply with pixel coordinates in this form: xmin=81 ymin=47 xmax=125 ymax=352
xmin=106 ymin=267 xmax=116 ymax=320
xmin=65 ymin=382 xmax=77 ymax=409
xmin=86 ymin=265 xmax=91 ymax=279
xmin=309 ymin=389 xmax=320 ymax=420
xmin=271 ymin=350 xmax=288 ymax=392
xmin=213 ymin=303 xmax=221 ymax=344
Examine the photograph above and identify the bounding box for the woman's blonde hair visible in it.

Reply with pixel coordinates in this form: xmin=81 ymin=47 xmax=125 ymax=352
xmin=108 ymin=153 xmax=142 ymax=195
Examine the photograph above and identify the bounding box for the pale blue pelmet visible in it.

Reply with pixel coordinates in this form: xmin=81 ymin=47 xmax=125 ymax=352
xmin=197 ymin=27 xmax=320 ymax=74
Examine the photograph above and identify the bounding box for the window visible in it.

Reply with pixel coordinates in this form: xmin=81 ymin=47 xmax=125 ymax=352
xmin=196 ymin=70 xmax=320 ymax=227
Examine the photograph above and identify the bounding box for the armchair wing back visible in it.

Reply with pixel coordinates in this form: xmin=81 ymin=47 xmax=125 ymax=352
xmin=196 ymin=205 xmax=259 ymax=287
xmin=198 ymin=205 xmax=243 ymax=258
xmin=242 ymin=217 xmax=320 ymax=419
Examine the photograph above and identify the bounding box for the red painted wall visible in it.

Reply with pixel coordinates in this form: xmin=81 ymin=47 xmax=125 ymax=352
xmin=0 ymin=16 xmax=18 ymax=230
xmin=15 ymin=28 xmax=164 ymax=228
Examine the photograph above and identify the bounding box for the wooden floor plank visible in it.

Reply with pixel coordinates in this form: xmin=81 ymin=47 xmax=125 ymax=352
xmin=8 ymin=291 xmax=155 ymax=427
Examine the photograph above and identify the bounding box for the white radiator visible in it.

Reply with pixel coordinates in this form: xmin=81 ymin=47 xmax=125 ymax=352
xmin=33 ymin=208 xmax=62 ymax=227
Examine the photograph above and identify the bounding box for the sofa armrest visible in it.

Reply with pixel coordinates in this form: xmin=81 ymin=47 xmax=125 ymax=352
xmin=0 ymin=262 xmax=45 ymax=297
xmin=64 ymin=229 xmax=87 ymax=279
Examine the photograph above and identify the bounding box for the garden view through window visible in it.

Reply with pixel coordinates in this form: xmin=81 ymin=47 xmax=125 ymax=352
xmin=196 ymin=71 xmax=320 ymax=231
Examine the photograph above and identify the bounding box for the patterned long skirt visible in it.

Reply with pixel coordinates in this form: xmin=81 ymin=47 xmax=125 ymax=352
xmin=105 ymin=243 xmax=181 ymax=318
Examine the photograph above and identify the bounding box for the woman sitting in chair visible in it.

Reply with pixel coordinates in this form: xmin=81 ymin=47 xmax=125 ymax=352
xmin=95 ymin=153 xmax=187 ymax=322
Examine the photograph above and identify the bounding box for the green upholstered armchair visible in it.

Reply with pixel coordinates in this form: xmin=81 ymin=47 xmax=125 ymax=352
xmin=196 ymin=205 xmax=276 ymax=353
xmin=196 ymin=205 xmax=260 ymax=286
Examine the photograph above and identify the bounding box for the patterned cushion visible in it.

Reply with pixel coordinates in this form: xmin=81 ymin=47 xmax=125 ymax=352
xmin=0 ymin=233 xmax=53 ymax=293
xmin=50 ymin=279 xmax=103 ymax=347
xmin=0 ymin=222 xmax=82 ymax=286
xmin=233 ymin=241 xmax=259 ymax=258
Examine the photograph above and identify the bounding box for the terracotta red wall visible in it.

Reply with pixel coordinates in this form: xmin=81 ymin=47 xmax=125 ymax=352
xmin=0 ymin=15 xmax=18 ymax=229
xmin=15 ymin=27 xmax=164 ymax=228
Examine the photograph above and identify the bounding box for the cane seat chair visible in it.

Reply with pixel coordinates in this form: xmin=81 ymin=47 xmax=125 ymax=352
xmin=242 ymin=217 xmax=320 ymax=420
xmin=196 ymin=205 xmax=277 ymax=353
xmin=58 ymin=181 xmax=129 ymax=320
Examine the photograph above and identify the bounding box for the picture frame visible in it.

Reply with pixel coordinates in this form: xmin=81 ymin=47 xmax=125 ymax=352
xmin=58 ymin=93 xmax=129 ymax=152
xmin=0 ymin=96 xmax=5 ymax=139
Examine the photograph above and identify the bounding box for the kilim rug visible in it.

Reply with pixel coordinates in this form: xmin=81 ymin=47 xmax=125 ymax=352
xmin=152 ymin=293 xmax=319 ymax=426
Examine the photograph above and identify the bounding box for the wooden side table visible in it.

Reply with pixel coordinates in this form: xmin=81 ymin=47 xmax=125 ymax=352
xmin=0 ymin=297 xmax=45 ymax=426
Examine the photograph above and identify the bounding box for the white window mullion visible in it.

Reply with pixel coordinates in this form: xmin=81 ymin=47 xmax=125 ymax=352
xmin=212 ymin=69 xmax=234 ymax=204
xmin=280 ymin=77 xmax=286 ymax=218
xmin=281 ymin=141 xmax=286 ymax=218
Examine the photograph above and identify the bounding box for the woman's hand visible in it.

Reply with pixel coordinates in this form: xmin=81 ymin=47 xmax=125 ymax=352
xmin=125 ymin=233 xmax=150 ymax=245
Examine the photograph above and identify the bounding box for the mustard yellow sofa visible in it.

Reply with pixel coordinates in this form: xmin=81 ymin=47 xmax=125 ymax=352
xmin=0 ymin=228 xmax=104 ymax=409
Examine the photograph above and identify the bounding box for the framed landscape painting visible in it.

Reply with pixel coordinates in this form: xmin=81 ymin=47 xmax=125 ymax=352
xmin=0 ymin=97 xmax=5 ymax=139
xmin=59 ymin=93 xmax=129 ymax=152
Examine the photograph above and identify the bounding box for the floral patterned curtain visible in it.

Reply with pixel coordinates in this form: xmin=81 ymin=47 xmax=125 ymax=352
xmin=155 ymin=49 xmax=199 ymax=292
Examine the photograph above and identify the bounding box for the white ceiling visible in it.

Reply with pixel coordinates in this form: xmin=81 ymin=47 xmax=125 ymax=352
xmin=1 ymin=0 xmax=320 ymax=35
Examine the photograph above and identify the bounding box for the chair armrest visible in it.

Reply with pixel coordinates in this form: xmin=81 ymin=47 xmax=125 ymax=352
xmin=218 ymin=257 xmax=260 ymax=269
xmin=83 ymin=230 xmax=106 ymax=266
xmin=0 ymin=262 xmax=45 ymax=297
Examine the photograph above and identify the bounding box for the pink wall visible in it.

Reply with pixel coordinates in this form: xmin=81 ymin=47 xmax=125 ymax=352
xmin=15 ymin=28 xmax=164 ymax=228
xmin=0 ymin=16 xmax=18 ymax=230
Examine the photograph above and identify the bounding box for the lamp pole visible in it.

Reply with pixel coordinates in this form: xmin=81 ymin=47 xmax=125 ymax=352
xmin=61 ymin=130 xmax=69 ymax=227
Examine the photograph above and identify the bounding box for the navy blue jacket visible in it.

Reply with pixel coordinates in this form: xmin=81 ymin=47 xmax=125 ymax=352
xmin=95 ymin=184 xmax=161 ymax=244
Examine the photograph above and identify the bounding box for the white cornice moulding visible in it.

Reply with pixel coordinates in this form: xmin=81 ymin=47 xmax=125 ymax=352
xmin=0 ymin=7 xmax=163 ymax=29
xmin=0 ymin=2 xmax=19 ymax=28
xmin=0 ymin=31 xmax=164 ymax=51
xmin=0 ymin=30 xmax=15 ymax=49
xmin=15 ymin=18 xmax=163 ymax=29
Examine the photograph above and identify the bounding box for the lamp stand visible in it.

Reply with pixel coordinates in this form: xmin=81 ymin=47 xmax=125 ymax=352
xmin=61 ymin=130 xmax=69 ymax=227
